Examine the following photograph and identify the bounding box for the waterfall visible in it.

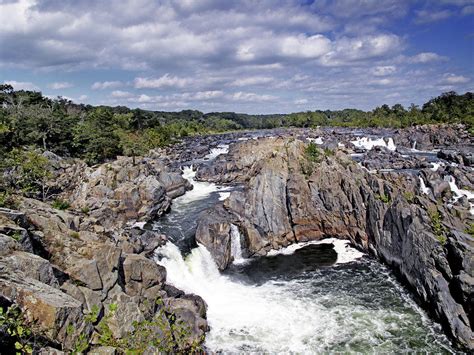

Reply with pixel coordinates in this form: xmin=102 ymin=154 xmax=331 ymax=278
xmin=419 ymin=176 xmax=431 ymax=195
xmin=154 ymin=240 xmax=448 ymax=353
xmin=350 ymin=136 xmax=396 ymax=151
xmin=205 ymin=144 xmax=229 ymax=160
xmin=445 ymin=175 xmax=474 ymax=215
xmin=230 ymin=224 xmax=245 ymax=264
xmin=412 ymin=140 xmax=417 ymax=150
xmin=176 ymin=166 xmax=230 ymax=204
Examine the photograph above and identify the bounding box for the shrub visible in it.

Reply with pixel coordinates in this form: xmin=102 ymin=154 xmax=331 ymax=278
xmin=80 ymin=206 xmax=90 ymax=214
xmin=69 ymin=232 xmax=80 ymax=239
xmin=428 ymin=207 xmax=446 ymax=244
xmin=375 ymin=193 xmax=390 ymax=203
xmin=0 ymin=306 xmax=34 ymax=354
xmin=403 ymin=191 xmax=415 ymax=203
xmin=52 ymin=199 xmax=70 ymax=210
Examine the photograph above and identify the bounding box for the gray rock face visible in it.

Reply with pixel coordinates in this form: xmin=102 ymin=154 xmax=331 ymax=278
xmin=0 ymin=193 xmax=207 ymax=353
xmin=196 ymin=134 xmax=473 ymax=350
xmin=123 ymin=253 xmax=166 ymax=296
xmin=0 ymin=262 xmax=93 ymax=350
xmin=65 ymin=156 xmax=191 ymax=231
xmin=195 ymin=206 xmax=234 ymax=270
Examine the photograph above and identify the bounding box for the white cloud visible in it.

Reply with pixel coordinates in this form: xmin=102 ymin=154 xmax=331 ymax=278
xmin=47 ymin=81 xmax=73 ymax=89
xmin=320 ymin=34 xmax=402 ymax=66
xmin=111 ymin=90 xmax=133 ymax=98
xmin=230 ymin=92 xmax=277 ymax=102
xmin=441 ymin=73 xmax=470 ymax=84
xmin=231 ymin=76 xmax=275 ymax=87
xmin=4 ymin=80 xmax=39 ymax=91
xmin=372 ymin=66 xmax=397 ymax=76
xmin=414 ymin=9 xmax=453 ymax=24
xmin=294 ymin=98 xmax=308 ymax=105
xmin=408 ymin=52 xmax=447 ymax=63
xmin=78 ymin=94 xmax=88 ymax=101
xmin=91 ymin=81 xmax=123 ymax=90
xmin=134 ymin=74 xmax=190 ymax=89
xmin=461 ymin=5 xmax=474 ymax=15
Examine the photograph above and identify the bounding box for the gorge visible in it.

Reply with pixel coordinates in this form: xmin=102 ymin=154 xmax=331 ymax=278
xmin=0 ymin=125 xmax=473 ymax=353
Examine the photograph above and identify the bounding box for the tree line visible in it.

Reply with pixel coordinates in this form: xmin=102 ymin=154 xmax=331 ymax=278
xmin=0 ymin=84 xmax=472 ymax=167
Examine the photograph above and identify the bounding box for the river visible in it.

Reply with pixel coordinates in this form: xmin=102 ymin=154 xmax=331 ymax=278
xmin=153 ymin=134 xmax=455 ymax=353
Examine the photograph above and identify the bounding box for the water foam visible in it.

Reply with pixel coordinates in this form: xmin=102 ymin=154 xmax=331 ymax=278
xmin=205 ymin=144 xmax=229 ymax=160
xmin=173 ymin=166 xmax=230 ymax=205
xmin=419 ymin=176 xmax=431 ymax=195
xmin=155 ymin=241 xmax=450 ymax=353
xmin=230 ymin=224 xmax=246 ymax=264
xmin=267 ymin=238 xmax=364 ymax=264
xmin=445 ymin=175 xmax=474 ymax=215
xmin=308 ymin=137 xmax=324 ymax=145
xmin=350 ymin=137 xmax=396 ymax=151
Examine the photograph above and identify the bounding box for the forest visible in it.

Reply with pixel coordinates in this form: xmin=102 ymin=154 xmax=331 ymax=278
xmin=0 ymin=84 xmax=473 ymax=168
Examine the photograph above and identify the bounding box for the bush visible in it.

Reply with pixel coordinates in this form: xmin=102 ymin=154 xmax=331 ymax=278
xmin=0 ymin=306 xmax=34 ymax=354
xmin=1 ymin=148 xmax=51 ymax=200
xmin=52 ymin=199 xmax=70 ymax=210
xmin=428 ymin=207 xmax=446 ymax=244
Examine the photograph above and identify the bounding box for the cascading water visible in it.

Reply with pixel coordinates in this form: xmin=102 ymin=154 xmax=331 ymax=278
xmin=155 ymin=240 xmax=453 ymax=353
xmin=230 ymin=224 xmax=246 ymax=264
xmin=153 ymin=138 xmax=454 ymax=353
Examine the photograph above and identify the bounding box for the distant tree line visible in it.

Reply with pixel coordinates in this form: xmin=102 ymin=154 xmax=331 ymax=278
xmin=0 ymin=84 xmax=473 ymax=167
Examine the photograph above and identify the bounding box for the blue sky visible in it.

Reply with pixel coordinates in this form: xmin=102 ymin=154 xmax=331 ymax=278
xmin=0 ymin=0 xmax=473 ymax=114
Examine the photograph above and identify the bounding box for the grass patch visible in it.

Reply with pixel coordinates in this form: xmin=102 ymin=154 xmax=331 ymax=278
xmin=428 ymin=207 xmax=446 ymax=245
xmin=51 ymin=199 xmax=70 ymax=210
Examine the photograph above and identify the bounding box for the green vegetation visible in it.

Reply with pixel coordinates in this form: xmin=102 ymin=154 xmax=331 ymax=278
xmin=375 ymin=193 xmax=391 ymax=204
xmin=301 ymin=142 xmax=322 ymax=177
xmin=428 ymin=207 xmax=446 ymax=244
xmin=403 ymin=191 xmax=415 ymax=203
xmin=465 ymin=223 xmax=474 ymax=237
xmin=74 ymin=301 xmax=204 ymax=354
xmin=51 ymin=199 xmax=70 ymax=210
xmin=0 ymin=306 xmax=34 ymax=354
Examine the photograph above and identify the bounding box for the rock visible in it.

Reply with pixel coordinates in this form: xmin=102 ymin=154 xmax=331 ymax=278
xmin=122 ymin=253 xmax=166 ymax=296
xmin=66 ymin=259 xmax=103 ymax=290
xmin=66 ymin=156 xmax=191 ymax=231
xmin=103 ymin=285 xmax=145 ymax=339
xmin=195 ymin=206 xmax=235 ymax=270
xmin=0 ymin=234 xmax=22 ymax=256
xmin=2 ymin=251 xmax=58 ymax=287
xmin=89 ymin=346 xmax=117 ymax=355
xmin=0 ymin=262 xmax=93 ymax=350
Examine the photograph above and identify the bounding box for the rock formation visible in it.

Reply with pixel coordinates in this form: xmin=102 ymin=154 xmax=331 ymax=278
xmin=195 ymin=132 xmax=473 ymax=350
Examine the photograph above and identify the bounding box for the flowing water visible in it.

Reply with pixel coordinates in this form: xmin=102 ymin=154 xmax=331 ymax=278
xmin=153 ymin=137 xmax=455 ymax=353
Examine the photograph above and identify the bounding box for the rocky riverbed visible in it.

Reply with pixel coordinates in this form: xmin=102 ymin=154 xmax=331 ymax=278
xmin=0 ymin=124 xmax=472 ymax=353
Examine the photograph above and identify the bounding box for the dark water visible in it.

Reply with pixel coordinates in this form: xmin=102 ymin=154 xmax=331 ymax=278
xmin=153 ymin=135 xmax=456 ymax=353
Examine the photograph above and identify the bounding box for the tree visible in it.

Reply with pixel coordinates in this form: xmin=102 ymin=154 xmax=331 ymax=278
xmin=1 ymin=148 xmax=52 ymax=200
xmin=73 ymin=108 xmax=122 ymax=164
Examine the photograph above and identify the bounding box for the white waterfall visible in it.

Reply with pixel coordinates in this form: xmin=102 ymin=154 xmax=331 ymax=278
xmin=175 ymin=166 xmax=230 ymax=205
xmin=204 ymin=144 xmax=229 ymax=160
xmin=419 ymin=176 xmax=431 ymax=195
xmin=230 ymin=224 xmax=246 ymax=264
xmin=154 ymin=241 xmax=363 ymax=353
xmin=445 ymin=175 xmax=474 ymax=215
xmin=412 ymin=140 xmax=417 ymax=150
xmin=350 ymin=137 xmax=396 ymax=151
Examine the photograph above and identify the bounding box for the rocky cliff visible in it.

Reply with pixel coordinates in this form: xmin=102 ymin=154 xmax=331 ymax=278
xmin=195 ymin=132 xmax=473 ymax=350
xmin=0 ymin=154 xmax=207 ymax=353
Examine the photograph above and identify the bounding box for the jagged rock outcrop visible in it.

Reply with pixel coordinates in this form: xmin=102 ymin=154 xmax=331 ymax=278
xmin=62 ymin=156 xmax=191 ymax=232
xmin=0 ymin=198 xmax=208 ymax=353
xmin=195 ymin=135 xmax=473 ymax=350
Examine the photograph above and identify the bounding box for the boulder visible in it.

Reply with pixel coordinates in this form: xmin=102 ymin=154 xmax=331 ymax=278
xmin=122 ymin=253 xmax=166 ymax=296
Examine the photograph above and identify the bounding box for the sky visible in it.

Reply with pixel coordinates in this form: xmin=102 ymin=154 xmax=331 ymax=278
xmin=0 ymin=0 xmax=473 ymax=114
